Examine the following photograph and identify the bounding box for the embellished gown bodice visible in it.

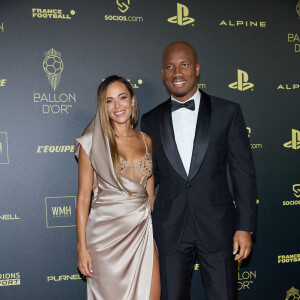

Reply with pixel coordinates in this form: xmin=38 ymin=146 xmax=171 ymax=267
xmin=118 ymin=132 xmax=152 ymax=188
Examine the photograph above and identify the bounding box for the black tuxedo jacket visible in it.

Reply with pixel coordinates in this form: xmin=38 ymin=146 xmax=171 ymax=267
xmin=141 ymin=90 xmax=257 ymax=255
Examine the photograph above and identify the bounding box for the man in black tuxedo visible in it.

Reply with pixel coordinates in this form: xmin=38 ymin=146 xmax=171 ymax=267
xmin=141 ymin=41 xmax=257 ymax=300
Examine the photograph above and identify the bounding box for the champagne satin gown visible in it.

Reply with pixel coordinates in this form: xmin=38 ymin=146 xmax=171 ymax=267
xmin=75 ymin=111 xmax=154 ymax=300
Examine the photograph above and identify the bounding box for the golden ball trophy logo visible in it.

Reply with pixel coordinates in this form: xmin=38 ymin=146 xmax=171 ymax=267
xmin=34 ymin=49 xmax=76 ymax=114
xmin=286 ymin=287 xmax=300 ymax=300
xmin=43 ymin=48 xmax=64 ymax=91
xmin=297 ymin=1 xmax=300 ymax=19
xmin=168 ymin=3 xmax=195 ymax=26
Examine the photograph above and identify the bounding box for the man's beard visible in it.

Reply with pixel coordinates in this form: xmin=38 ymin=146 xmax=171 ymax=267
xmin=172 ymin=91 xmax=189 ymax=98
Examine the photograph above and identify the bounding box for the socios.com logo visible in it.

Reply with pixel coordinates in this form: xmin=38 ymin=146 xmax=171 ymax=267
xmin=43 ymin=48 xmax=64 ymax=91
xmin=246 ymin=127 xmax=262 ymax=149
xmin=104 ymin=1 xmax=143 ymax=22
xmin=246 ymin=127 xmax=251 ymax=138
xmin=168 ymin=3 xmax=194 ymax=26
xmin=293 ymin=184 xmax=300 ymax=198
xmin=282 ymin=184 xmax=300 ymax=206
xmin=117 ymin=0 xmax=130 ymax=13
xmin=283 ymin=129 xmax=300 ymax=150
xmin=229 ymin=69 xmax=254 ymax=91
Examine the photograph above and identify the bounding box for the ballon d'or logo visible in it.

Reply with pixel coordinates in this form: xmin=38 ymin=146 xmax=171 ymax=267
xmin=43 ymin=48 xmax=64 ymax=91
xmin=285 ymin=287 xmax=300 ymax=300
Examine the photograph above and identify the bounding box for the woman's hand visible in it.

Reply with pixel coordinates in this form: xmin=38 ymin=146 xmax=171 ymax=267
xmin=78 ymin=247 xmax=94 ymax=278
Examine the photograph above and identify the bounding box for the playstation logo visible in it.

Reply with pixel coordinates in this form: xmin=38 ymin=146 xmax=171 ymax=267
xmin=293 ymin=184 xmax=300 ymax=198
xmin=117 ymin=0 xmax=130 ymax=13
xmin=229 ymin=69 xmax=254 ymax=91
xmin=168 ymin=3 xmax=194 ymax=26
xmin=283 ymin=129 xmax=300 ymax=150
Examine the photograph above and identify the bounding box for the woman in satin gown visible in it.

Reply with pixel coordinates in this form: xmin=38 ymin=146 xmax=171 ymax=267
xmin=75 ymin=75 xmax=160 ymax=300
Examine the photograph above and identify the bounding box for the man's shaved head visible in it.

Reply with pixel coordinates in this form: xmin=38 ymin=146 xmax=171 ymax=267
xmin=163 ymin=41 xmax=198 ymax=65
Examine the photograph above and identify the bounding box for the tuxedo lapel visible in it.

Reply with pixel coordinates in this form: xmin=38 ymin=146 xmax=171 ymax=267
xmin=160 ymin=99 xmax=187 ymax=180
xmin=188 ymin=90 xmax=211 ymax=181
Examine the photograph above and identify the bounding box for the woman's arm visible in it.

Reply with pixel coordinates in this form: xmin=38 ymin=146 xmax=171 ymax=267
xmin=144 ymin=134 xmax=156 ymax=211
xmin=146 ymin=175 xmax=156 ymax=212
xmin=76 ymin=147 xmax=94 ymax=277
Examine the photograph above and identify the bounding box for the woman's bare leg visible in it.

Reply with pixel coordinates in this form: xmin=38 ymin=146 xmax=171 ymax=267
xmin=150 ymin=243 xmax=161 ymax=300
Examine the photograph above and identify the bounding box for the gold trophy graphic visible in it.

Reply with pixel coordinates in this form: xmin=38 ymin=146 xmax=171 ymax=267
xmin=286 ymin=287 xmax=300 ymax=300
xmin=43 ymin=48 xmax=64 ymax=91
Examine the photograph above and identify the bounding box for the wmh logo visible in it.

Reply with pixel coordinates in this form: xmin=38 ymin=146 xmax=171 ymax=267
xmin=45 ymin=196 xmax=76 ymax=228
xmin=52 ymin=206 xmax=72 ymax=218
xmin=283 ymin=129 xmax=300 ymax=150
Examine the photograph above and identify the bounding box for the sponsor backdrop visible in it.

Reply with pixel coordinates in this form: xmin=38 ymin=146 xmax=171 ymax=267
xmin=0 ymin=0 xmax=299 ymax=299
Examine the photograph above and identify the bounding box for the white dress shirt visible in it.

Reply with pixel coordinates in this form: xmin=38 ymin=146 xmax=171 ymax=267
xmin=171 ymin=90 xmax=201 ymax=175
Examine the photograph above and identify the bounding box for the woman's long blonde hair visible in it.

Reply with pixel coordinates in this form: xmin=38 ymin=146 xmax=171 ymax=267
xmin=97 ymin=75 xmax=138 ymax=188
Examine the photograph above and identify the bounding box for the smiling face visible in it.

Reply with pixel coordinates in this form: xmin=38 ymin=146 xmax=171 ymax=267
xmin=162 ymin=42 xmax=200 ymax=102
xmin=105 ymin=81 xmax=135 ymax=125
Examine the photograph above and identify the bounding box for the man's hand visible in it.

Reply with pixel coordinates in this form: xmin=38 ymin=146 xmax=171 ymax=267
xmin=233 ymin=230 xmax=252 ymax=261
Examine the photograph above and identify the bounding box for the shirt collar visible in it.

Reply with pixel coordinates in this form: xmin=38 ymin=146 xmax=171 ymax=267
xmin=171 ymin=89 xmax=201 ymax=110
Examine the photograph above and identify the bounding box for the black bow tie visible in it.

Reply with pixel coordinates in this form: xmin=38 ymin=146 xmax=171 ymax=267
xmin=171 ymin=99 xmax=195 ymax=112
